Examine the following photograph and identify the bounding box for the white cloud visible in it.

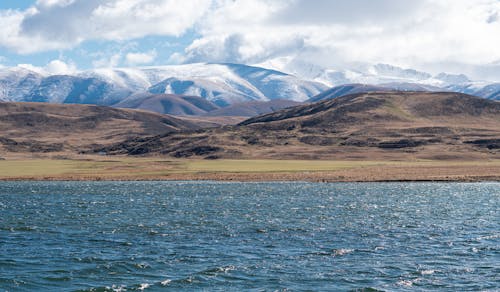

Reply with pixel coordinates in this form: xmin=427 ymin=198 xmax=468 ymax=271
xmin=92 ymin=53 xmax=122 ymax=68
xmin=12 ymin=59 xmax=77 ymax=75
xmin=0 ymin=0 xmax=499 ymax=79
xmin=0 ymin=0 xmax=211 ymax=54
xmin=125 ymin=50 xmax=157 ymax=65
xmin=182 ymin=0 xmax=500 ymax=78
xmin=0 ymin=7 xmax=70 ymax=54
xmin=36 ymin=0 xmax=76 ymax=8
xmin=44 ymin=59 xmax=77 ymax=74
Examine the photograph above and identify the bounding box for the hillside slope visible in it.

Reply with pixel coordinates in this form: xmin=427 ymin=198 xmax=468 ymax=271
xmin=98 ymin=92 xmax=500 ymax=160
xmin=0 ymin=102 xmax=199 ymax=155
xmin=307 ymin=83 xmax=443 ymax=102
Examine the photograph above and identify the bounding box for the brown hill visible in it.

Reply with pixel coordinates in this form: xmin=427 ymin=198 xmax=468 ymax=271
xmin=0 ymin=102 xmax=199 ymax=155
xmin=97 ymin=92 xmax=500 ymax=160
xmin=307 ymin=83 xmax=441 ymax=102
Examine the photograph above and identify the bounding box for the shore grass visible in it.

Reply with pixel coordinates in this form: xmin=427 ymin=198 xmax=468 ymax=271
xmin=0 ymin=158 xmax=379 ymax=178
xmin=0 ymin=157 xmax=499 ymax=181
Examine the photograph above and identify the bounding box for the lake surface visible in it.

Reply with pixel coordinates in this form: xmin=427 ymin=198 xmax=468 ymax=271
xmin=0 ymin=181 xmax=498 ymax=291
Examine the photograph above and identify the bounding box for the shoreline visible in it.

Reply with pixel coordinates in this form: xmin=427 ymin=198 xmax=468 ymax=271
xmin=2 ymin=178 xmax=499 ymax=183
xmin=1 ymin=172 xmax=499 ymax=183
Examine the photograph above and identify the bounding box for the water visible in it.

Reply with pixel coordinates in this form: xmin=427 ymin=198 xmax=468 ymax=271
xmin=0 ymin=181 xmax=498 ymax=291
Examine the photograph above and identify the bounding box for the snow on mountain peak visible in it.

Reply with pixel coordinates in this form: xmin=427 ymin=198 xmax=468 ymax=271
xmin=0 ymin=63 xmax=327 ymax=105
xmin=370 ymin=64 xmax=432 ymax=80
xmin=434 ymin=72 xmax=471 ymax=84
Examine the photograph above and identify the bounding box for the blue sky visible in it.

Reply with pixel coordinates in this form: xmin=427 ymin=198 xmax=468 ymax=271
xmin=0 ymin=1 xmax=33 ymax=10
xmin=0 ymin=0 xmax=499 ymax=80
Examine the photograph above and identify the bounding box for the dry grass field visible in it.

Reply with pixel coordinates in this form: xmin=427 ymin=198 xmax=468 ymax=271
xmin=1 ymin=156 xmax=499 ymax=182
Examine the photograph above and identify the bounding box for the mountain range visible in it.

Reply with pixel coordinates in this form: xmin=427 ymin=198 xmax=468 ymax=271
xmin=0 ymin=63 xmax=327 ymax=107
xmin=257 ymin=60 xmax=500 ymax=100
xmin=0 ymin=62 xmax=499 ymax=119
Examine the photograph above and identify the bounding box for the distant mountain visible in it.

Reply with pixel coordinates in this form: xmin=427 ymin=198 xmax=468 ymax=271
xmin=0 ymin=67 xmax=44 ymax=101
xmin=98 ymin=92 xmax=500 ymax=160
xmin=457 ymin=83 xmax=500 ymax=100
xmin=114 ymin=93 xmax=220 ymax=116
xmin=1 ymin=61 xmax=499 ymax=118
xmin=257 ymin=60 xmax=500 ymax=100
xmin=25 ymin=75 xmax=131 ymax=105
xmin=0 ymin=63 xmax=327 ymax=107
xmin=113 ymin=93 xmax=301 ymax=117
xmin=204 ymin=99 xmax=303 ymax=117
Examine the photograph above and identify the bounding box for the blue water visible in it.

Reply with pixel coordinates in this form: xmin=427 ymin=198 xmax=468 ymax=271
xmin=0 ymin=182 xmax=498 ymax=291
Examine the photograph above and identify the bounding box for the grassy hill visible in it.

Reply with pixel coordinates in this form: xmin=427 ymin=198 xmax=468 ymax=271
xmin=96 ymin=92 xmax=500 ymax=160
xmin=0 ymin=102 xmax=199 ymax=155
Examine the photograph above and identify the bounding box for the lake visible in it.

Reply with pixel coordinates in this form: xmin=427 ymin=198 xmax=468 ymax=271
xmin=0 ymin=181 xmax=498 ymax=291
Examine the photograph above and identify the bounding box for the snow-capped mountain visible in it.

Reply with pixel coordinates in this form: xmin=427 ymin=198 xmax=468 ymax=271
xmin=0 ymin=61 xmax=498 ymax=111
xmin=0 ymin=63 xmax=327 ymax=107
xmin=256 ymin=59 xmax=500 ymax=100
xmin=0 ymin=67 xmax=44 ymax=101
xmin=258 ymin=59 xmax=456 ymax=87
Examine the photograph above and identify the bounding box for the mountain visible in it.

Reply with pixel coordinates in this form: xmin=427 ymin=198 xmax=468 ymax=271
xmin=143 ymin=63 xmax=327 ymax=106
xmin=462 ymin=83 xmax=500 ymax=100
xmin=1 ymin=61 xmax=499 ymax=115
xmin=25 ymin=75 xmax=131 ymax=105
xmin=257 ymin=60 xmax=500 ymax=100
xmin=96 ymin=92 xmax=500 ymax=160
xmin=204 ymin=99 xmax=303 ymax=117
xmin=0 ymin=102 xmax=199 ymax=154
xmin=0 ymin=67 xmax=44 ymax=101
xmin=114 ymin=93 xmax=220 ymax=115
xmin=113 ymin=93 xmax=301 ymax=117
xmin=0 ymin=63 xmax=327 ymax=107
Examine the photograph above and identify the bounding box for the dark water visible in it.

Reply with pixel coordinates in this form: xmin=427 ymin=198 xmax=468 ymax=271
xmin=0 ymin=182 xmax=498 ymax=291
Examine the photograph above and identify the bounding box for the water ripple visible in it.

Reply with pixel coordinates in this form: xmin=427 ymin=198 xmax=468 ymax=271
xmin=0 ymin=181 xmax=498 ymax=291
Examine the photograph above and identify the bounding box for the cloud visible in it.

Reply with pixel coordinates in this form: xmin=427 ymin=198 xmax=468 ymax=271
xmin=182 ymin=0 xmax=500 ymax=78
xmin=92 ymin=53 xmax=122 ymax=68
xmin=272 ymin=0 xmax=424 ymax=25
xmin=36 ymin=0 xmax=76 ymax=8
xmin=0 ymin=0 xmax=499 ymax=79
xmin=44 ymin=59 xmax=77 ymax=74
xmin=125 ymin=50 xmax=157 ymax=65
xmin=12 ymin=59 xmax=77 ymax=75
xmin=0 ymin=0 xmax=211 ymax=54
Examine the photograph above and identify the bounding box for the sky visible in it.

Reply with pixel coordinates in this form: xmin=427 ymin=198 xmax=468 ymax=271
xmin=0 ymin=0 xmax=499 ymax=80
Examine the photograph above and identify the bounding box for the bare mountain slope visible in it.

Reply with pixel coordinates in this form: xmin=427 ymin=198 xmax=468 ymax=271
xmin=96 ymin=92 xmax=500 ymax=160
xmin=0 ymin=102 xmax=199 ymax=154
